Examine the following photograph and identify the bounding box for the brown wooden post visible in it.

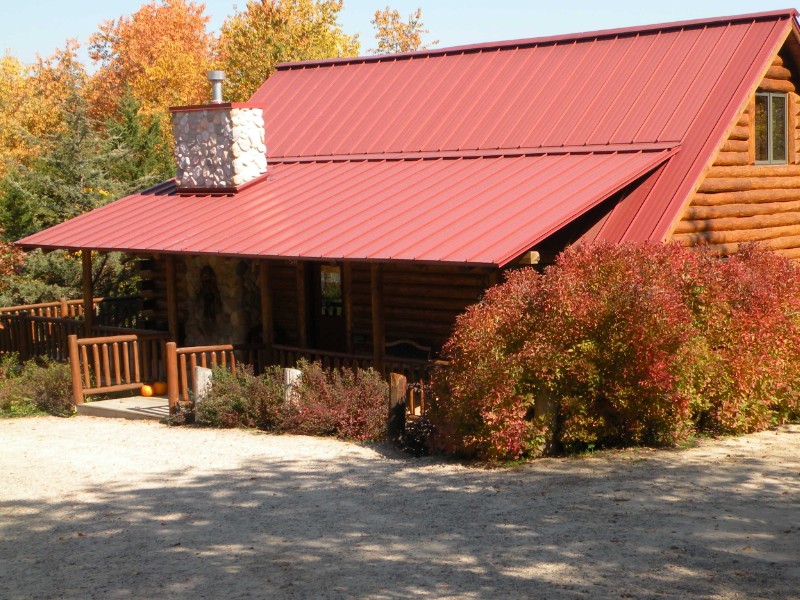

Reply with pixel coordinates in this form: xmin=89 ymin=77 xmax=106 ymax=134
xmin=59 ymin=297 xmax=69 ymax=319
xmin=388 ymin=372 xmax=407 ymax=440
xmin=342 ymin=262 xmax=353 ymax=354
xmin=259 ymin=261 xmax=274 ymax=362
xmin=371 ymin=263 xmax=385 ymax=375
xmin=165 ymin=255 xmax=179 ymax=342
xmin=68 ymin=334 xmax=85 ymax=405
xmin=166 ymin=341 xmax=179 ymax=414
xmin=82 ymin=249 xmax=93 ymax=336
xmin=296 ymin=261 xmax=308 ymax=348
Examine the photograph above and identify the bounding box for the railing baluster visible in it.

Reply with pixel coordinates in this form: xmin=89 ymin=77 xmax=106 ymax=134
xmin=112 ymin=342 xmax=121 ymax=385
xmin=101 ymin=344 xmax=112 ymax=388
xmin=122 ymin=342 xmax=131 ymax=383
xmin=92 ymin=345 xmax=102 ymax=388
xmin=180 ymin=354 xmax=189 ymax=402
xmin=132 ymin=340 xmax=141 ymax=383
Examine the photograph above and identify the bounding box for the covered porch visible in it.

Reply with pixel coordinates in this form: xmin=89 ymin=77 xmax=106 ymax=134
xmin=0 ymin=247 xmax=496 ymax=386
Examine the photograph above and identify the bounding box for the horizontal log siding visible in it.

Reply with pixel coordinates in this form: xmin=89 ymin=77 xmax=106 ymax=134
xmin=137 ymin=255 xmax=187 ymax=329
xmin=270 ymin=261 xmax=298 ymax=345
xmin=349 ymin=263 xmax=490 ymax=353
xmin=673 ymin=52 xmax=800 ymax=260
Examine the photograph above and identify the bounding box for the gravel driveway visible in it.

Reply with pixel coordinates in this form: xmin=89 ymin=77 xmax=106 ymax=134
xmin=1 ymin=416 xmax=798 ymax=599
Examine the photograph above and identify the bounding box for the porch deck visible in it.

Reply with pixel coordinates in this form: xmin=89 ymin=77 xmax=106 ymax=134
xmin=75 ymin=396 xmax=170 ymax=421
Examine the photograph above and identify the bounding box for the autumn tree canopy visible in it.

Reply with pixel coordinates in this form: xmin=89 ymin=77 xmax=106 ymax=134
xmin=371 ymin=6 xmax=437 ymax=54
xmin=0 ymin=42 xmax=87 ymax=179
xmin=86 ymin=0 xmax=214 ymax=121
xmin=217 ymin=0 xmax=360 ymax=102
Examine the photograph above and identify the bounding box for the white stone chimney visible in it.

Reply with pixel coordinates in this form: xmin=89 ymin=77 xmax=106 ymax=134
xmin=170 ymin=72 xmax=267 ymax=189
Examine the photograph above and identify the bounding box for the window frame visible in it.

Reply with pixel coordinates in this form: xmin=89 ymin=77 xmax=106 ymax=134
xmin=755 ymin=91 xmax=789 ymax=165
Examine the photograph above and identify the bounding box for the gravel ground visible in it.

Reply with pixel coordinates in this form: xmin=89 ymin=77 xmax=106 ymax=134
xmin=1 ymin=416 xmax=798 ymax=599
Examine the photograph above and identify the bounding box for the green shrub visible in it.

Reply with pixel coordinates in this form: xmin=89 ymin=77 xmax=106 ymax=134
xmin=20 ymin=359 xmax=74 ymax=416
xmin=430 ymin=242 xmax=800 ymax=461
xmin=194 ymin=365 xmax=284 ymax=428
xmin=0 ymin=356 xmax=73 ymax=417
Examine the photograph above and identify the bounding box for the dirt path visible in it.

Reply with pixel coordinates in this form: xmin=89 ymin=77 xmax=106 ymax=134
xmin=1 ymin=416 xmax=798 ymax=599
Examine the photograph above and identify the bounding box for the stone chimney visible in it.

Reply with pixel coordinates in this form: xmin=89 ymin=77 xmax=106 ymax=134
xmin=170 ymin=71 xmax=267 ymax=189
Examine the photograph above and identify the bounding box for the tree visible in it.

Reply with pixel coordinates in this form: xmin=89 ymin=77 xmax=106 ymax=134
xmin=0 ymin=90 xmax=123 ymax=242
xmin=105 ymin=88 xmax=175 ymax=193
xmin=371 ymin=6 xmax=437 ymax=54
xmin=86 ymin=0 xmax=214 ymax=121
xmin=0 ymin=42 xmax=87 ymax=179
xmin=217 ymin=0 xmax=360 ymax=102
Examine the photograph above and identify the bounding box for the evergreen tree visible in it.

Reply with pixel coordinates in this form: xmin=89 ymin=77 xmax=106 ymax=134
xmin=0 ymin=90 xmax=123 ymax=241
xmin=105 ymin=88 xmax=175 ymax=192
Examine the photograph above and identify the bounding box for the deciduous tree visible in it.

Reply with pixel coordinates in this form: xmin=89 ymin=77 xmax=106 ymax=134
xmin=371 ymin=6 xmax=437 ymax=54
xmin=217 ymin=0 xmax=360 ymax=102
xmin=86 ymin=0 xmax=214 ymax=121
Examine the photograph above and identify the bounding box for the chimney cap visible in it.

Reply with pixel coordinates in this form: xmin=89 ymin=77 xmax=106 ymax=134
xmin=207 ymin=70 xmax=225 ymax=82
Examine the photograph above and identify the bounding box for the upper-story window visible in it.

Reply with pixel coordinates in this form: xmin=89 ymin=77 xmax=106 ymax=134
xmin=755 ymin=92 xmax=788 ymax=164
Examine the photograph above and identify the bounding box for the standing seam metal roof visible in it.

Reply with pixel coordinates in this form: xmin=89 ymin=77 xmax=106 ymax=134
xmin=16 ymin=9 xmax=800 ymax=263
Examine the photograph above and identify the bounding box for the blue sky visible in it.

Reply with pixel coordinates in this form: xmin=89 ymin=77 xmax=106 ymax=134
xmin=2 ymin=0 xmax=795 ymax=65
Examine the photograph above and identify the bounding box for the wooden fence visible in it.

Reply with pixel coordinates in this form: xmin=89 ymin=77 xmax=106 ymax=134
xmin=166 ymin=343 xmax=237 ymax=410
xmin=0 ymin=306 xmax=150 ymax=363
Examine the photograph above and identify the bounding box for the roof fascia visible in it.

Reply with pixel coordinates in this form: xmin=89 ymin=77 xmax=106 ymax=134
xmin=661 ymin=17 xmax=797 ymax=241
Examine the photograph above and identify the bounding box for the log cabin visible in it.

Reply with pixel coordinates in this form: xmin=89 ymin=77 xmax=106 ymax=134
xmin=15 ymin=9 xmax=800 ymax=375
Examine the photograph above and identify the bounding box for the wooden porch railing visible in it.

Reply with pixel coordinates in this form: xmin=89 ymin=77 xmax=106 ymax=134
xmin=0 ymin=297 xmax=94 ymax=319
xmin=166 ymin=342 xmax=237 ymax=410
xmin=69 ymin=334 xmax=147 ymax=404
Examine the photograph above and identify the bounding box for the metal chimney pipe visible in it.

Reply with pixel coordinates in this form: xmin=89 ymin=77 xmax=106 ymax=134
xmin=207 ymin=70 xmax=225 ymax=103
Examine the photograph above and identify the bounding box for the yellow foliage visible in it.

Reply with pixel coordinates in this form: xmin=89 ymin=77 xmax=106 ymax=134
xmin=371 ymin=6 xmax=437 ymax=54
xmin=217 ymin=0 xmax=360 ymax=102
xmin=0 ymin=41 xmax=87 ymax=179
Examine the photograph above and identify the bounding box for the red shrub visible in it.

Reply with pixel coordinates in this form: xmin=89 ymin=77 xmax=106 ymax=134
xmin=430 ymin=242 xmax=800 ymax=461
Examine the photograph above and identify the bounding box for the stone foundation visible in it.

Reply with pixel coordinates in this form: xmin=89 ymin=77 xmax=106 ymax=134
xmin=171 ymin=105 xmax=267 ymax=188
xmin=182 ymin=256 xmax=261 ymax=347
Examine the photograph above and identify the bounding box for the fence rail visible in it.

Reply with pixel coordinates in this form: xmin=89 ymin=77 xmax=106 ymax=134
xmin=167 ymin=343 xmax=237 ymax=407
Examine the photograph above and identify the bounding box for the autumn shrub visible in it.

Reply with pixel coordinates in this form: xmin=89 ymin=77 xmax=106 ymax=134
xmin=430 ymin=242 xmax=800 ymax=461
xmin=196 ymin=361 xmax=389 ymax=442
xmin=283 ymin=360 xmax=389 ymax=442
xmin=194 ymin=365 xmax=284 ymax=429
xmin=689 ymin=246 xmax=800 ymax=433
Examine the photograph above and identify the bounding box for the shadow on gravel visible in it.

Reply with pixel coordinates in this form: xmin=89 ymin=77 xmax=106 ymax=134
xmin=1 ymin=434 xmax=798 ymax=599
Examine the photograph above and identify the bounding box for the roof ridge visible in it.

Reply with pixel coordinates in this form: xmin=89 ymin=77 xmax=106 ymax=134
xmin=268 ymin=142 xmax=681 ymax=163
xmin=275 ymin=9 xmax=798 ymax=71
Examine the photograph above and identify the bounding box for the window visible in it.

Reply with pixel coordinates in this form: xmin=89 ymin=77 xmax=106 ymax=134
xmin=319 ymin=265 xmax=343 ymax=316
xmin=755 ymin=92 xmax=788 ymax=164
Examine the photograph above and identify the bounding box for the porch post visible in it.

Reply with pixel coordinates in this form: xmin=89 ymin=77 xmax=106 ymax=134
xmin=342 ymin=262 xmax=353 ymax=354
xmin=165 ymin=255 xmax=179 ymax=342
xmin=296 ymin=262 xmax=308 ymax=347
xmin=371 ymin=263 xmax=385 ymax=374
xmin=81 ymin=249 xmax=93 ymax=336
xmin=259 ymin=261 xmax=274 ymax=360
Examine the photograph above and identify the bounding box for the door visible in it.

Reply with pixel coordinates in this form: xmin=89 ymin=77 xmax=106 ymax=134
xmin=312 ymin=264 xmax=347 ymax=351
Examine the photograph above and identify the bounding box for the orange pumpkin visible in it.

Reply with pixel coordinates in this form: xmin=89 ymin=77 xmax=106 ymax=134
xmin=140 ymin=384 xmax=154 ymax=397
xmin=152 ymin=381 xmax=168 ymax=395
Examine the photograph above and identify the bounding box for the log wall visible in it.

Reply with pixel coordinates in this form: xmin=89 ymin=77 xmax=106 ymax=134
xmin=672 ymin=51 xmax=800 ymax=260
xmin=137 ymin=255 xmax=187 ymax=332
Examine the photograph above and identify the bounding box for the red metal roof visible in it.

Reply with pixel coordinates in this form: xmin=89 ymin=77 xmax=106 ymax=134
xmin=252 ymin=9 xmax=795 ymax=162
xmin=17 ymin=9 xmax=799 ymax=262
xmin=18 ymin=149 xmax=673 ymax=266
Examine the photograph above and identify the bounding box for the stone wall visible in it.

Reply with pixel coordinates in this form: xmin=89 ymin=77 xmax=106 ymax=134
xmin=182 ymin=256 xmax=261 ymax=347
xmin=172 ymin=106 xmax=267 ymax=188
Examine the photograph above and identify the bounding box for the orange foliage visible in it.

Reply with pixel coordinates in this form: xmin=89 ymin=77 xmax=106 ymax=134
xmin=86 ymin=0 xmax=214 ymax=121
